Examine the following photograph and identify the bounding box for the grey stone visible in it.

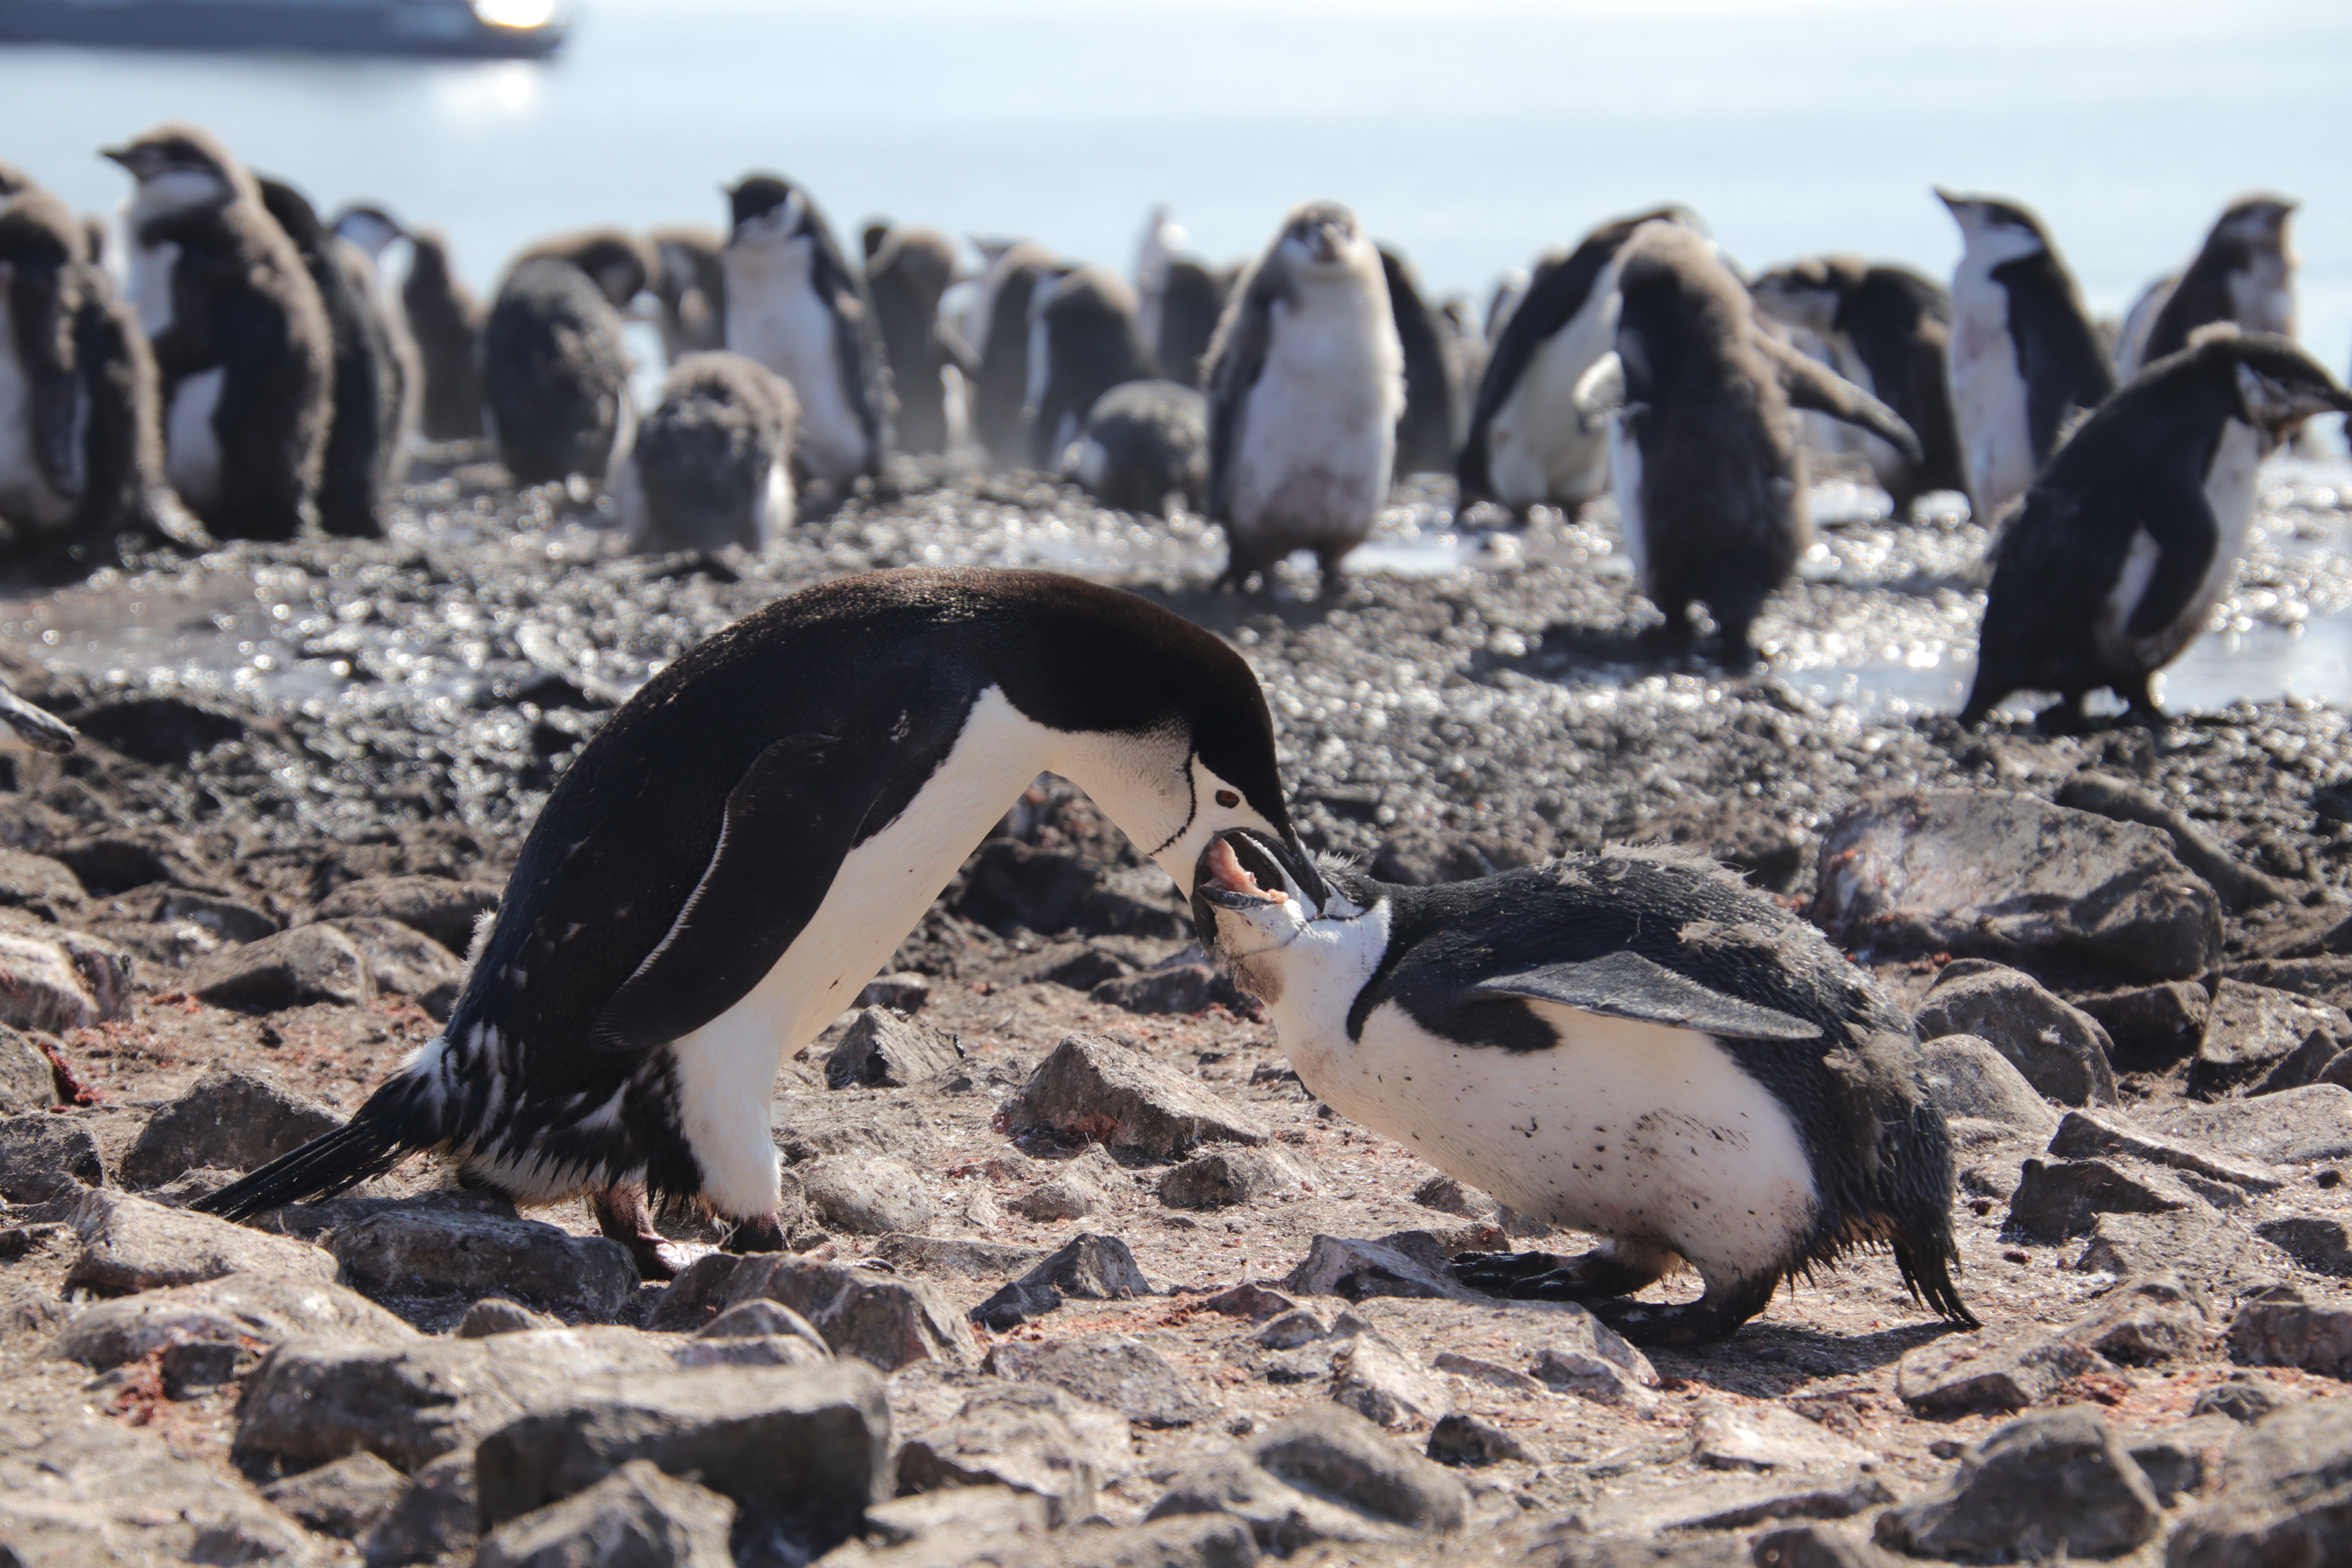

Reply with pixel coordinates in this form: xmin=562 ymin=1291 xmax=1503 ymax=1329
xmin=2152 ymin=1086 xmax=2352 ymax=1165
xmin=800 ymin=1153 xmax=937 ymax=1235
xmin=2075 ymin=980 xmax=2211 ymax=1071
xmin=1092 ymin=958 xmax=1254 ymax=1017
xmin=260 ymin=1449 xmax=408 ymax=1540
xmin=364 ymin=1451 xmax=476 ymax=1567
xmin=1430 ymin=1349 xmax=1543 ymax=1393
xmin=1330 ymin=1334 xmax=1450 ymax=1430
xmin=2254 ymin=1216 xmax=2352 ymax=1275
xmin=2254 ymin=1027 xmax=2345 ymax=1094
xmin=1895 ymin=1328 xmax=2102 ymax=1414
xmin=2061 ymin=1276 xmax=2215 ymax=1365
xmin=0 ymin=1111 xmax=102 ymax=1201
xmin=49 ymin=1270 xmax=418 ymax=1369
xmin=1009 ymin=1165 xmax=1105 ymax=1221
xmin=958 ymin=840 xmax=1185 ymax=940
xmin=2191 ymin=1379 xmax=2290 ymax=1423
xmin=326 ymin=916 xmax=467 ymax=1019
xmin=65 ymin=1189 xmax=337 ymax=1296
xmin=1049 ymin=1514 xmax=1261 ymax=1568
xmin=2047 ymin=1108 xmax=2287 ymax=1192
xmin=855 ymin=972 xmax=932 ymax=1013
xmin=2123 ymin=1414 xmax=2239 ymax=1503
xmin=1915 ymin=1034 xmax=2060 ymax=1137
xmin=154 ymin=887 xmax=278 ymax=944
xmin=2195 ymin=980 xmax=2352 ymax=1096
xmin=1808 ymin=788 xmax=2223 ymax=982
xmin=1527 ymin=1309 xmax=1661 ymax=1405
xmin=181 ymin=921 xmax=376 ymax=1010
xmin=1875 ymin=1408 xmax=2161 ymax=1561
xmin=331 ymin=1203 xmax=635 ymax=1317
xmin=1197 ymin=1283 xmax=1296 ymax=1321
xmin=2161 ymin=1398 xmax=2352 ymax=1566
xmin=0 ymin=1025 xmax=60 ymax=1113
xmin=1158 ymin=1149 xmax=1306 ymax=1209
xmin=1748 ymin=1524 xmax=1902 ymax=1568
xmin=2227 ymin=1287 xmax=2352 ymax=1377
xmin=972 ymin=1231 xmax=1150 ymax=1330
xmin=1003 ymin=1033 xmax=1268 ymax=1159
xmin=0 ymin=1420 xmax=318 ymax=1566
xmin=1256 ymin=1309 xmax=1330 ymax=1350
xmin=646 ymin=1249 xmax=977 ymax=1370
xmin=867 ymin=1233 xmax=1050 ymax=1281
xmin=857 ymin=1485 xmax=1051 ymax=1557
xmin=2006 ymin=1156 xmax=2200 ymax=1242
xmin=118 ymin=1067 xmax=344 ymax=1189
xmin=2055 ymin=771 xmax=2294 ymax=913
xmin=1280 ymin=1233 xmax=1483 ymax=1303
xmin=457 ymin=1297 xmax=564 ymax=1337
xmin=1914 ymin=965 xmax=2119 ymax=1107
xmin=476 ymin=1459 xmax=736 ymax=1568
xmin=1426 ymin=1412 xmax=1537 ymax=1467
xmin=895 ymin=1383 xmax=1103 ymax=1528
xmin=0 ymin=844 xmax=85 ymax=917
xmin=2221 ymin=956 xmax=2352 ymax=1013
xmin=316 ymin=873 xmax=501 ymax=954
xmin=987 ymin=1333 xmax=1217 ymax=1428
xmin=2071 ymin=1210 xmax=2293 ymax=1294
xmin=1411 ymin=1173 xmax=1500 ymax=1218
xmin=0 ymin=923 xmax=127 ymax=1032
xmin=1691 ymin=1401 xmax=1871 ymax=1472
xmin=1572 ymin=1472 xmax=1893 ymax=1535
xmin=671 ymin=1297 xmax=831 ymax=1369
xmin=827 ymin=1007 xmax=964 ymax=1089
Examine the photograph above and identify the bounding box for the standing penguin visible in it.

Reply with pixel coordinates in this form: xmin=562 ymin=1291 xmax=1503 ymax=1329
xmin=1749 ymin=255 xmax=1967 ymax=518
xmin=968 ymin=243 xmax=1057 ymax=466
xmin=1027 ymin=265 xmax=1155 ymax=470
xmin=648 ymin=224 xmax=728 ymax=364
xmin=2115 ymin=195 xmax=2298 ymax=381
xmin=612 ymin=351 xmax=797 ymax=555
xmin=1459 ymin=209 xmax=1691 ymax=519
xmin=721 ymin=174 xmax=892 ymax=490
xmin=402 ymin=226 xmax=486 ymax=441
xmin=104 ymin=123 xmax=333 ymax=542
xmin=1204 ymin=201 xmax=1404 ymax=592
xmin=863 ymin=224 xmax=964 ymax=456
xmin=194 ymin=568 xmax=1329 ymax=1277
xmin=332 ymin=203 xmax=425 ymax=455
xmin=1190 ymin=829 xmax=1973 ymax=1346
xmin=1937 ymin=189 xmax=2114 ymax=530
xmin=483 ymin=252 xmax=632 ymax=485
xmin=1380 ymin=245 xmax=1461 ymax=478
xmin=1961 ymin=332 xmax=2351 ymax=732
xmin=1572 ymin=221 xmax=1922 ymax=666
xmin=1153 ymin=256 xmax=1227 ymax=390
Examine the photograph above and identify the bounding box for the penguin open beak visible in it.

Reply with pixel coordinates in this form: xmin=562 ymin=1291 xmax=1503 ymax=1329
xmin=1195 ymin=828 xmax=1320 ymax=916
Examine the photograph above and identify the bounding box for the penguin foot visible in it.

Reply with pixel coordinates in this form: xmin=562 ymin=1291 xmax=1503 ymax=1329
xmin=1588 ymin=1296 xmax=1748 ymax=1347
xmin=2032 ymin=695 xmax=2092 ymax=735
xmin=590 ymin=1186 xmax=704 ymax=1281
xmin=1454 ymin=1243 xmax=1674 ymax=1302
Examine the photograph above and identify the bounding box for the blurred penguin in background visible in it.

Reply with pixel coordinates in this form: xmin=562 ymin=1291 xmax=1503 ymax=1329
xmin=864 ymin=224 xmax=965 ymax=455
xmin=1132 ymin=204 xmax=1186 ymax=363
xmin=613 ymin=351 xmax=797 ymax=555
xmin=648 ymin=224 xmax=727 ymax=363
xmin=402 ymin=226 xmax=486 ymax=441
xmin=1153 ymin=257 xmax=1227 ymax=390
xmin=482 ymin=245 xmax=634 ymax=485
xmin=1027 ymin=265 xmax=1155 ymax=470
xmin=1065 ymin=379 xmax=1206 ymax=518
xmin=2115 ymin=195 xmax=2298 ymax=381
xmin=1380 ymin=245 xmax=1461 ymax=477
xmin=968 ymin=242 xmax=1057 ymax=467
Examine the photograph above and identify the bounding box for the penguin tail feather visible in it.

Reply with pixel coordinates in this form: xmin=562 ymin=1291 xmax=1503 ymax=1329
xmin=191 ymin=1112 xmax=414 ymax=1224
xmin=1894 ymin=1239 xmax=1980 ymax=1329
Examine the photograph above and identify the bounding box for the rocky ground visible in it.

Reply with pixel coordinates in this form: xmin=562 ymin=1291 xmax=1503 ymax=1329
xmin=2 ymin=454 xmax=2352 ymax=1565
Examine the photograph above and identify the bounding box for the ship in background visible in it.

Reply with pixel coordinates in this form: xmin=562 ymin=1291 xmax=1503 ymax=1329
xmin=0 ymin=0 xmax=570 ymax=59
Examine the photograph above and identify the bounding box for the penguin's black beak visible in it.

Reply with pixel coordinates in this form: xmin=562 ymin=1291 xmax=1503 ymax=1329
xmin=1193 ymin=828 xmax=1321 ymax=915
xmin=100 ymin=145 xmax=147 ymax=176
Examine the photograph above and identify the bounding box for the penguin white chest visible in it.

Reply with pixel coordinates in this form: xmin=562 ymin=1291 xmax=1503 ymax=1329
xmin=0 ymin=300 xmax=76 ymax=530
xmin=1486 ymin=290 xmax=1617 ymax=509
xmin=2103 ymin=417 xmax=2260 ymax=668
xmin=165 ymin=368 xmax=227 ymax=513
xmin=1230 ymin=290 xmax=1403 ymax=543
xmin=724 ymin=250 xmax=868 ymax=485
xmin=1947 ymin=263 xmax=2035 ymax=522
xmin=1277 ymin=997 xmax=1820 ymax=1286
xmin=129 ymin=239 xmax=178 ymax=339
xmin=1608 ymin=416 xmax=1648 ymax=589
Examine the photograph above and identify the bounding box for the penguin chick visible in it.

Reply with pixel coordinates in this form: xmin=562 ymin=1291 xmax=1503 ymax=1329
xmin=864 ymin=224 xmax=964 ymax=456
xmin=1575 ymin=221 xmax=1922 ymax=667
xmin=402 ymin=227 xmax=486 ymax=441
xmin=613 ymin=351 xmax=797 ymax=554
xmin=330 ymin=202 xmax=423 ymax=458
xmin=968 ymin=242 xmax=1057 ymax=467
xmin=1749 ymin=254 xmax=1967 ymax=519
xmin=1065 ymin=379 xmax=1206 ymax=518
xmin=104 ymin=123 xmax=333 ymax=541
xmin=2118 ymin=195 xmax=2298 ymax=380
xmin=1205 ymin=201 xmax=1404 ymax=593
xmin=721 ymin=174 xmax=893 ymax=489
xmin=483 ymin=254 xmax=632 ymax=485
xmin=1381 ymin=245 xmax=1462 ymax=479
xmin=1153 ymin=256 xmax=1228 ymax=390
xmin=1961 ymin=331 xmax=2352 ymax=734
xmin=196 ymin=568 xmax=1329 ymax=1279
xmin=520 ymin=228 xmax=655 ymax=314
xmin=1936 ymin=189 xmax=2114 ymax=531
xmin=1027 ymin=265 xmax=1154 ymax=470
xmin=1192 ymin=828 xmax=1974 ymax=1347
xmin=648 ymin=224 xmax=728 ymax=363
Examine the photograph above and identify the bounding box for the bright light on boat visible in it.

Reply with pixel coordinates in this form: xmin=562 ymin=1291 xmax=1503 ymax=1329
xmin=475 ymin=0 xmax=556 ymax=29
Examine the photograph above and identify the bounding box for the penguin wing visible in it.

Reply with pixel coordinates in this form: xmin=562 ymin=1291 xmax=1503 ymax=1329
xmin=2122 ymin=472 xmax=2221 ymax=639
xmin=1202 ymin=259 xmax=1282 ymax=521
xmin=1757 ymin=333 xmax=1923 ymax=462
xmin=1458 ymin=242 xmax=1614 ymax=495
xmin=1997 ymin=254 xmax=2116 ymax=463
xmin=1466 ymin=950 xmax=1822 ymax=1041
xmin=812 ymin=236 xmax=896 ymax=460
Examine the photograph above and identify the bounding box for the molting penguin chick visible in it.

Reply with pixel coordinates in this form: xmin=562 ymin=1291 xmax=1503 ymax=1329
xmin=1750 ymin=254 xmax=1967 ymax=519
xmin=612 ymin=351 xmax=797 ymax=555
xmin=1961 ymin=331 xmax=2352 ymax=733
xmin=483 ymin=252 xmax=633 ymax=486
xmin=1575 ymin=221 xmax=1922 ymax=666
xmin=1380 ymin=245 xmax=1462 ymax=479
xmin=330 ymin=203 xmax=424 ymax=456
xmin=1192 ymin=830 xmax=1975 ymax=1346
xmin=401 ymin=227 xmax=486 ymax=441
xmin=968 ymin=243 xmax=1058 ymax=466
xmin=721 ymin=174 xmax=893 ymax=490
xmin=648 ymin=224 xmax=728 ymax=364
xmin=864 ymin=224 xmax=965 ymax=456
xmin=520 ymin=229 xmax=655 ymax=315
xmin=1065 ymin=378 xmax=1206 ymax=518
xmin=197 ymin=567 xmax=1329 ymax=1278
xmin=104 ymin=123 xmax=333 ymax=541
xmin=1153 ymin=256 xmax=1228 ymax=390
xmin=1936 ymin=189 xmax=2114 ymax=531
xmin=1027 ymin=265 xmax=1155 ymax=470
xmin=1204 ymin=201 xmax=1403 ymax=592
xmin=2117 ymin=194 xmax=2298 ymax=380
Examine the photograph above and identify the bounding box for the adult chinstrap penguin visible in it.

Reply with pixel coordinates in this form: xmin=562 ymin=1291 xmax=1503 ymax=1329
xmin=722 ymin=174 xmax=893 ymax=492
xmin=483 ymin=252 xmax=633 ymax=486
xmin=613 ymin=351 xmax=797 ymax=554
xmin=402 ymin=226 xmax=486 ymax=441
xmin=1204 ymin=201 xmax=1404 ymax=593
xmin=105 ymin=123 xmax=333 ymax=542
xmin=1937 ymin=189 xmax=2113 ymax=532
xmin=1066 ymin=378 xmax=1206 ymax=518
xmin=1573 ymin=221 xmax=1922 ymax=667
xmin=1960 ymin=331 xmax=2352 ymax=733
xmin=1191 ymin=830 xmax=1974 ymax=1346
xmin=198 ymin=568 xmax=1328 ymax=1277
xmin=1027 ymin=265 xmax=1155 ymax=470
xmin=2116 ymin=195 xmax=2297 ymax=380
xmin=864 ymin=224 xmax=966 ymax=456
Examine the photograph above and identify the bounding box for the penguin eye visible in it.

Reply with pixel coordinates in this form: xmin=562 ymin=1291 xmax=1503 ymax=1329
xmin=1215 ymin=789 xmax=1240 ymax=808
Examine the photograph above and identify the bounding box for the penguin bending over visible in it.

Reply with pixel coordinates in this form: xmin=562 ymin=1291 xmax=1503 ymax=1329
xmin=613 ymin=351 xmax=797 ymax=554
xmin=1192 ymin=829 xmax=1974 ymax=1346
xmin=1380 ymin=245 xmax=1462 ymax=478
xmin=1936 ymin=190 xmax=2113 ymax=531
xmin=197 ymin=568 xmax=1328 ymax=1277
xmin=968 ymin=243 xmax=1057 ymax=467
xmin=483 ymin=249 xmax=633 ymax=486
xmin=1027 ymin=265 xmax=1155 ymax=470
xmin=105 ymin=123 xmax=333 ymax=541
xmin=722 ymin=175 xmax=893 ymax=491
xmin=1961 ymin=332 xmax=2352 ymax=733
xmin=1205 ymin=202 xmax=1403 ymax=592
xmin=402 ymin=227 xmax=486 ymax=442
xmin=648 ymin=225 xmax=728 ymax=365
xmin=864 ymin=225 xmax=965 ymax=456
xmin=1749 ymin=255 xmax=1966 ymax=519
xmin=2116 ymin=195 xmax=2297 ymax=381
xmin=1574 ymin=221 xmax=1922 ymax=666
xmin=1066 ymin=379 xmax=1206 ymax=518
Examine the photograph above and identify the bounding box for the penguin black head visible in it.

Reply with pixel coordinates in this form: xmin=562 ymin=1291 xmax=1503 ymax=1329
xmin=1276 ymin=201 xmax=1370 ymax=272
xmin=331 ymin=204 xmax=407 ymax=261
xmin=255 ymin=175 xmax=327 ymax=249
xmin=727 ymin=175 xmax=813 ymax=242
xmin=1935 ymin=189 xmax=2051 ymax=263
xmin=103 ymin=123 xmax=242 ymax=216
xmin=2204 ymin=330 xmax=2352 ymax=437
xmin=1749 ymin=253 xmax=1867 ymax=335
xmin=2214 ymin=193 xmax=2296 ymax=248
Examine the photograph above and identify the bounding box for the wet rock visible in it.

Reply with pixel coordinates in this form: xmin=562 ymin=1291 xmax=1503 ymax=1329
xmin=1282 ymin=1233 xmax=1482 ymax=1303
xmin=1004 ymin=1033 xmax=1268 ymax=1158
xmin=1093 ymin=954 xmax=1255 ymax=1017
xmin=1810 ymin=789 xmax=2223 ymax=982
xmin=0 ymin=1025 xmax=59 ymax=1113
xmin=0 ymin=922 xmax=127 ymax=1032
xmin=2074 ymin=980 xmax=2211 ymax=1071
xmin=1895 ymin=1327 xmax=2102 ymax=1414
xmin=987 ymin=1332 xmax=1217 ymax=1428
xmin=1159 ymin=1148 xmax=1307 ymax=1209
xmin=801 ymin=1154 xmax=936 ymax=1235
xmin=260 ymin=1448 xmax=408 ymax=1540
xmin=1427 ymin=1412 xmax=1537 ymax=1467
xmin=1913 ymin=965 xmax=2119 ymax=1107
xmin=477 ymin=1459 xmax=736 ymax=1568
xmin=327 ymin=916 xmax=467 ymax=1018
xmin=1009 ymin=1163 xmax=1106 ymax=1221
xmin=895 ymin=1382 xmax=1103 ymax=1527
xmin=181 ymin=921 xmax=376 ymax=1010
xmin=2122 ymin=1414 xmax=2238 ymax=1504
xmin=647 ymin=1249 xmax=978 ymax=1370
xmin=1528 ymin=1310 xmax=1662 ymax=1406
xmin=2227 ymin=1286 xmax=2352 ymax=1377
xmin=2191 ymin=1378 xmax=2288 ymax=1423
xmin=0 ymin=846 xmax=84 ymax=918
xmin=827 ymin=1007 xmax=964 ymax=1089
xmin=2056 ymin=771 xmax=2292 ymax=913
xmin=331 ymin=1203 xmax=635 ymax=1318
xmin=1332 ymin=1333 xmax=1451 ymax=1429
xmin=2194 ymin=980 xmax=2351 ymax=1096
xmin=1875 ymin=1408 xmax=2161 ymax=1562
xmin=2151 ymin=1086 xmax=2352 ymax=1165
xmin=0 ymin=1420 xmax=318 ymax=1566
xmin=235 ymin=1326 xmax=683 ymax=1474
xmin=2006 ymin=1156 xmax=2199 ymax=1242
xmin=1692 ymin=1401 xmax=1871 ymax=1472
xmin=364 ymin=1450 xmax=476 ymax=1567
xmin=1915 ymin=1034 xmax=2061 ymax=1137
xmin=972 ymin=1232 xmax=1149 ymax=1330
xmin=2061 ymin=1275 xmax=2214 ymax=1365
xmin=50 ymin=1270 xmax=418 ymax=1370
xmin=458 ymin=1296 xmax=564 ymax=1337
xmin=1150 ymin=1402 xmax=1465 ymax=1552
xmin=316 ymin=873 xmax=501 ymax=953
xmin=0 ymin=1111 xmax=103 ymax=1201
xmin=856 ymin=971 xmax=932 ymax=1012
xmin=117 ymin=1067 xmax=343 ymax=1189
xmin=2046 ymin=1109 xmax=2287 ymax=1192
xmin=2253 ymin=1216 xmax=2352 ymax=1275
xmin=65 ymin=1189 xmax=337 ymax=1295
xmin=2157 ymin=1398 xmax=2352 ymax=1566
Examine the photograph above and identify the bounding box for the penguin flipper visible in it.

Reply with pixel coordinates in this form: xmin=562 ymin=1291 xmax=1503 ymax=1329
xmin=1202 ymin=255 xmax=1284 ymax=521
xmin=1758 ymin=333 xmax=1924 ymax=463
xmin=1469 ymin=950 xmax=1822 ymax=1041
xmin=2123 ymin=479 xmax=2220 ymax=639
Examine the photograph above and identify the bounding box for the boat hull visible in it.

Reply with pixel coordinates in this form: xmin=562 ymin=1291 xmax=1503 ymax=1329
xmin=0 ymin=1 xmax=567 ymax=60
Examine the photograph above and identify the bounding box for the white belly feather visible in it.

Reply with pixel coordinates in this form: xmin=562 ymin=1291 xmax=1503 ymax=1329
xmin=2099 ymin=417 xmax=2261 ymax=671
xmin=1230 ymin=290 xmax=1403 ymax=549
xmin=1947 ymin=260 xmax=2036 ymax=524
xmin=165 ymin=366 xmax=225 ymax=513
xmin=1486 ymin=287 xmax=1617 ymax=510
xmin=725 ymin=260 xmax=869 ymax=485
xmin=1610 ymin=416 xmax=1648 ymax=590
